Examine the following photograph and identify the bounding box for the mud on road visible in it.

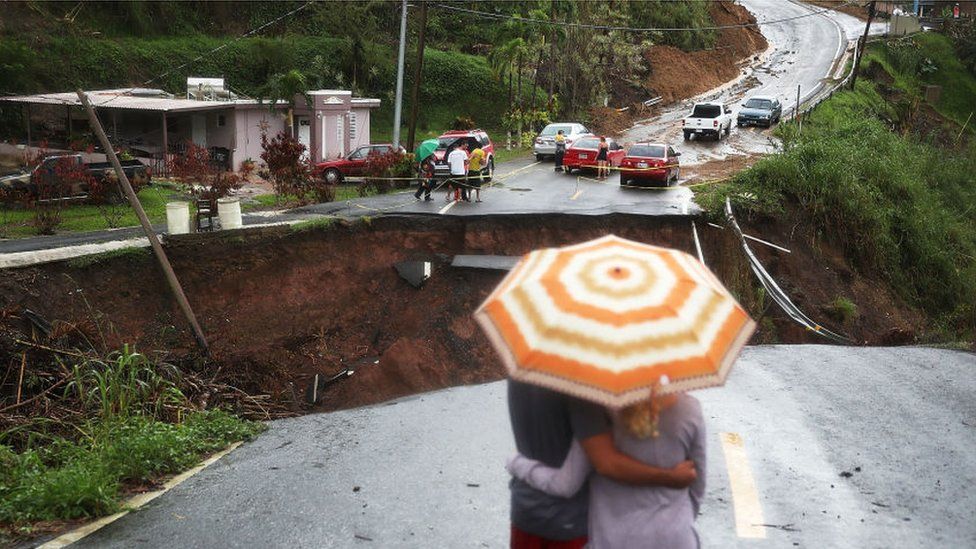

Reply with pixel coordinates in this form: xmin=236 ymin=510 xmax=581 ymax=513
xmin=0 ymin=214 xmax=927 ymax=413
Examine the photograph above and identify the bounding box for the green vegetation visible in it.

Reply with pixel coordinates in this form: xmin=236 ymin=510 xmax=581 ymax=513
xmin=0 ymin=345 xmax=263 ymax=531
xmin=0 ymin=185 xmax=184 ymax=238
xmin=0 ymin=410 xmax=261 ymax=524
xmin=288 ymin=217 xmax=339 ymax=234
xmin=828 ymin=296 xmax=859 ymax=325
xmin=66 ymin=246 xmax=150 ymax=269
xmin=697 ymin=36 xmax=976 ymax=339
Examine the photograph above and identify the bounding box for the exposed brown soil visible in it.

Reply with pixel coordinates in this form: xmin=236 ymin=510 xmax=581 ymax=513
xmin=0 ymin=214 xmax=929 ymax=413
xmin=643 ymin=2 xmax=768 ymax=105
xmin=804 ymin=0 xmax=870 ymax=21
xmin=590 ymin=1 xmax=768 ymax=137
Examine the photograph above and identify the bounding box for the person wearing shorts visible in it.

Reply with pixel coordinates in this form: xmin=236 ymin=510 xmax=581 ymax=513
xmin=468 ymin=145 xmax=486 ymax=202
xmin=447 ymin=142 xmax=469 ymax=202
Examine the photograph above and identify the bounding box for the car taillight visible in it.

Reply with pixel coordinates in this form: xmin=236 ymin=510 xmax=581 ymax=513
xmin=681 ymin=119 xmax=685 ymax=126
xmin=535 ymin=138 xmax=543 ymax=144
xmin=713 ymin=120 xmax=718 ymax=127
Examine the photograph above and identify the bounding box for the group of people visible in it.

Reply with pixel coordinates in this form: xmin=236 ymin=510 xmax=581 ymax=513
xmin=414 ymin=140 xmax=486 ymax=203
xmin=505 ymin=380 xmax=706 ymax=549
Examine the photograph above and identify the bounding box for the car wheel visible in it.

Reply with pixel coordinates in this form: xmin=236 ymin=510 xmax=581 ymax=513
xmin=535 ymin=154 xmax=544 ymax=162
xmin=324 ymin=168 xmax=342 ymax=185
xmin=737 ymin=121 xmax=743 ymax=127
xmin=619 ymin=173 xmax=627 ymax=186
xmin=683 ymin=131 xmax=690 ymax=141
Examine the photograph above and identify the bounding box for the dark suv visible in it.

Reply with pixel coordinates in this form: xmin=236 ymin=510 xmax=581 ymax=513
xmin=431 ymin=129 xmax=495 ymax=181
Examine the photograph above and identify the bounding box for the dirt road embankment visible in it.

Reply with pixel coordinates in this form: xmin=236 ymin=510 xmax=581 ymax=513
xmin=0 ymin=214 xmax=925 ymax=412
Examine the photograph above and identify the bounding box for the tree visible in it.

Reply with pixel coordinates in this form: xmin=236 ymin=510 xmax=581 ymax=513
xmin=258 ymin=69 xmax=311 ymax=137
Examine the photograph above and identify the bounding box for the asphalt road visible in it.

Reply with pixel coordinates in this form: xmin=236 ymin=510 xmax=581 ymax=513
xmin=623 ymin=0 xmax=886 ymax=166
xmin=68 ymin=345 xmax=976 ymax=548
xmin=297 ymin=157 xmax=699 ymax=219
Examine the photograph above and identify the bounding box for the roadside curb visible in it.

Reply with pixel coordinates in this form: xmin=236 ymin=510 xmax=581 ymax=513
xmin=36 ymin=441 xmax=244 ymax=549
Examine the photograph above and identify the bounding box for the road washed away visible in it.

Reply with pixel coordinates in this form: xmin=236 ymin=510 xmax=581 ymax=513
xmin=67 ymin=345 xmax=976 ymax=548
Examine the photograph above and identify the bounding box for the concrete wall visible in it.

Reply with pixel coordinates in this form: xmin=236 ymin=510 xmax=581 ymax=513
xmin=889 ymin=14 xmax=923 ymax=35
xmin=350 ymin=109 xmax=371 ymax=150
xmin=232 ymin=107 xmax=286 ymax=171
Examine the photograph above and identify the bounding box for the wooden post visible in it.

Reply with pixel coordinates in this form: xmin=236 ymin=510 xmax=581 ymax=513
xmin=77 ymin=91 xmax=209 ymax=353
xmin=850 ymin=1 xmax=877 ymax=90
xmin=66 ymin=105 xmax=73 ymax=142
xmin=161 ymin=112 xmax=169 ymax=176
xmin=406 ymin=0 xmax=428 ymax=153
xmin=25 ymin=104 xmax=31 ymax=148
xmin=112 ymin=110 xmax=118 ymax=141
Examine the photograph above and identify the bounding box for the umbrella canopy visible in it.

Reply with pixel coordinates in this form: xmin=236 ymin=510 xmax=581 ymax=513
xmin=474 ymin=235 xmax=756 ymax=408
xmin=415 ymin=138 xmax=440 ymax=162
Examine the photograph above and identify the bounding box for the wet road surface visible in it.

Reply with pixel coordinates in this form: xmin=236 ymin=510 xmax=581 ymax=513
xmin=623 ymin=0 xmax=886 ymax=166
xmin=68 ymin=346 xmax=976 ymax=548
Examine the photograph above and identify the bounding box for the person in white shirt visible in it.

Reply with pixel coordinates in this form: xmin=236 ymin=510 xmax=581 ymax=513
xmin=447 ymin=141 xmax=470 ymax=202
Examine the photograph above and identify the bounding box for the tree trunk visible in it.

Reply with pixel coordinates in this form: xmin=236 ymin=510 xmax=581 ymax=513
xmin=516 ymin=51 xmax=523 ymax=106
xmin=508 ymin=70 xmax=513 ymax=106
xmin=548 ymin=2 xmax=556 ymax=97
xmin=531 ymin=50 xmax=542 ymax=111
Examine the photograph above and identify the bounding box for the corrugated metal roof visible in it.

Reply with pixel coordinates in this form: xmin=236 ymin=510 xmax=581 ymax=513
xmin=0 ymin=89 xmax=235 ymax=113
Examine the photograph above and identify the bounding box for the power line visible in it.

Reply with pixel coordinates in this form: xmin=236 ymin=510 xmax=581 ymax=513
xmin=142 ymin=1 xmax=314 ymax=86
xmin=432 ymin=1 xmax=859 ymax=33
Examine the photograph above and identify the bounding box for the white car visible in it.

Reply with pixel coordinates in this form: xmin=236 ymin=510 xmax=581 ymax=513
xmin=533 ymin=123 xmax=590 ymax=160
xmin=682 ymin=102 xmax=734 ymax=141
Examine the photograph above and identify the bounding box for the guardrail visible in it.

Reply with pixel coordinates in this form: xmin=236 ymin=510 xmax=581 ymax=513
xmin=792 ymin=38 xmax=859 ymax=121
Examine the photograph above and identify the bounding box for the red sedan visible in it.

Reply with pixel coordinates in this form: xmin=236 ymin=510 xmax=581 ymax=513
xmin=313 ymin=144 xmax=403 ymax=184
xmin=619 ymin=143 xmax=681 ymax=187
xmin=562 ymin=136 xmax=626 ymax=174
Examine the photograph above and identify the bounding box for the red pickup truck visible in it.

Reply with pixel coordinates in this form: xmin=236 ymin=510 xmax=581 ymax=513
xmin=313 ymin=144 xmax=404 ymax=184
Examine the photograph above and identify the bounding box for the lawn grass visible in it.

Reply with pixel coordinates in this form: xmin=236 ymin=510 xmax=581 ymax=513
xmin=0 ymin=185 xmax=188 ymax=239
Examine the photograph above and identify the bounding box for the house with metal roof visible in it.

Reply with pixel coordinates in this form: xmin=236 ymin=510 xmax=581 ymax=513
xmin=0 ymin=79 xmax=381 ymax=174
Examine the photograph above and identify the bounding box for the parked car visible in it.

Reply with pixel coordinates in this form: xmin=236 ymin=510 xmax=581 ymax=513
xmin=533 ymin=122 xmax=590 ymax=160
xmin=313 ymin=144 xmax=405 ymax=184
xmin=0 ymin=154 xmax=151 ymax=202
xmin=737 ymin=95 xmax=782 ymax=128
xmin=431 ymin=129 xmax=495 ymax=181
xmin=682 ymin=102 xmax=733 ymax=141
xmin=562 ymin=136 xmax=626 ymax=173
xmin=619 ymin=143 xmax=681 ymax=187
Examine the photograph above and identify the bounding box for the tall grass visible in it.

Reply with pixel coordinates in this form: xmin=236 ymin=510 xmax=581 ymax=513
xmin=697 ymin=77 xmax=976 ymax=337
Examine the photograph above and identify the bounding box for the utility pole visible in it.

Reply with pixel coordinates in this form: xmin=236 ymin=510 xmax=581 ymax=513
xmin=406 ymin=1 xmax=428 ymax=153
xmin=77 ymin=90 xmax=209 ymax=353
xmin=392 ymin=0 xmax=408 ymax=149
xmin=850 ymin=1 xmax=877 ymax=90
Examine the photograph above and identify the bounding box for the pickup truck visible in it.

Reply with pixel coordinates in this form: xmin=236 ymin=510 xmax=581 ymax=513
xmin=682 ymin=102 xmax=733 ymax=141
xmin=0 ymin=154 xmax=151 ymax=202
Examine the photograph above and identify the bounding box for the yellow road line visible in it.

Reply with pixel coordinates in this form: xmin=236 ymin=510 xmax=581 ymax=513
xmin=570 ymin=189 xmax=584 ymax=200
xmin=38 ymin=442 xmax=244 ymax=549
xmin=720 ymin=432 xmax=767 ymax=539
xmin=438 ymin=200 xmax=457 ymax=215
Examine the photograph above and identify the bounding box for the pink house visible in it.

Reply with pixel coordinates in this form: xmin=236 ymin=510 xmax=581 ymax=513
xmin=0 ymin=81 xmax=380 ymax=174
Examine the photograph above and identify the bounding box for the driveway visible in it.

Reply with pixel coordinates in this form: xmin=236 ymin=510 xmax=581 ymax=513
xmin=67 ymin=345 xmax=976 ymax=548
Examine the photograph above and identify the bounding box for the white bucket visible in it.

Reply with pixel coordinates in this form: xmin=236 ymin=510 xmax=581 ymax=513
xmin=217 ymin=197 xmax=242 ymax=230
xmin=165 ymin=201 xmax=190 ymax=235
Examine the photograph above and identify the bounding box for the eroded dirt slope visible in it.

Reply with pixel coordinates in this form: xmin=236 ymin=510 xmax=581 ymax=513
xmin=0 ymin=214 xmax=926 ymax=412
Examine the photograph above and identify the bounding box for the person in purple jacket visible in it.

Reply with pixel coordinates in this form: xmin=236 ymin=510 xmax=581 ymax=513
xmin=507 ymin=390 xmax=707 ymax=549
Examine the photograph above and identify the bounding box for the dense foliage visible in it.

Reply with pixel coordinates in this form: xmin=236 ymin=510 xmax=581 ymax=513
xmin=697 ymin=36 xmax=976 ymax=338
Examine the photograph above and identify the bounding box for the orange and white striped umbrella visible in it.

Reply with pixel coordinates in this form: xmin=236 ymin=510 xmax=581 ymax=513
xmin=474 ymin=235 xmax=756 ymax=408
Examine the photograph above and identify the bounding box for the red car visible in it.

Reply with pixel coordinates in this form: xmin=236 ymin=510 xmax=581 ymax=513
xmin=619 ymin=143 xmax=680 ymax=187
xmin=313 ymin=144 xmax=404 ymax=184
xmin=562 ymin=136 xmax=626 ymax=174
xmin=431 ymin=129 xmax=495 ymax=181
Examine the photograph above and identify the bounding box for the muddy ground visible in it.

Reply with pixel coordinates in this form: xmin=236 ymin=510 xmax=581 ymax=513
xmin=0 ymin=214 xmax=927 ymax=413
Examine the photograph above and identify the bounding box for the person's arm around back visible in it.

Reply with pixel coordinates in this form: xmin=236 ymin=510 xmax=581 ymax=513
xmin=579 ymin=433 xmax=697 ymax=489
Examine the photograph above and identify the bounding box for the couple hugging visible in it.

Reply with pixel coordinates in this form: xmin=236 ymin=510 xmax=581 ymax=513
xmin=505 ymin=379 xmax=706 ymax=549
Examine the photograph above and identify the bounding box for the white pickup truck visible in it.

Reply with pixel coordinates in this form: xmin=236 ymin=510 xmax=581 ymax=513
xmin=682 ymin=102 xmax=733 ymax=141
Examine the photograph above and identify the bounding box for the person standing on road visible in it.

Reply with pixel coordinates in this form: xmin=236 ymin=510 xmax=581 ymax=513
xmin=468 ymin=144 xmax=486 ymax=202
xmin=507 ymin=388 xmax=707 ymax=549
xmin=554 ymin=130 xmax=566 ymax=172
xmin=447 ymin=141 xmax=470 ymax=202
xmin=506 ymin=380 xmax=698 ymax=549
xmin=414 ymin=156 xmax=435 ymax=201
xmin=596 ymin=136 xmax=609 ymax=179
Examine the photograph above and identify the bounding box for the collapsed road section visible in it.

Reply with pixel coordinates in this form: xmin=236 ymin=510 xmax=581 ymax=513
xmin=0 ymin=213 xmax=926 ymax=414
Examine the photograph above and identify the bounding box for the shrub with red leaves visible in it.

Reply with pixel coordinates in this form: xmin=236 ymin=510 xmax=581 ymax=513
xmin=260 ymin=131 xmax=311 ymax=202
xmin=171 ymin=141 xmax=242 ymax=203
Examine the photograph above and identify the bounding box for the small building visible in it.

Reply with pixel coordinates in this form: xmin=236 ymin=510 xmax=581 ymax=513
xmin=0 ymin=80 xmax=381 ymax=174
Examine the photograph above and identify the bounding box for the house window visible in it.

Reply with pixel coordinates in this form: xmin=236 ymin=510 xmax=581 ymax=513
xmin=217 ymin=114 xmax=226 ymax=127
xmin=349 ymin=112 xmax=357 ymax=141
